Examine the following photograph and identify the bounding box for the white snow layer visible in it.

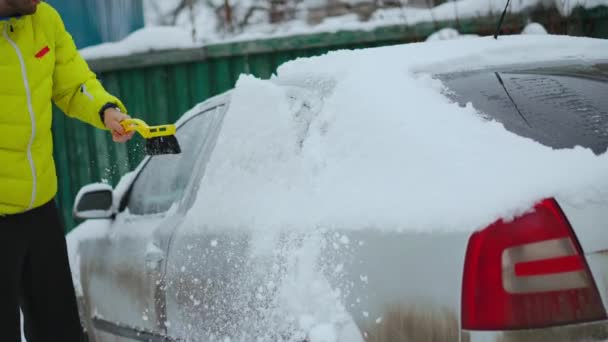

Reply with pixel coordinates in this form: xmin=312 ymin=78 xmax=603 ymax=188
xmin=522 ymin=22 xmax=549 ymax=34
xmin=186 ymin=35 xmax=608 ymax=234
xmin=425 ymin=27 xmax=479 ymax=41
xmin=81 ymin=0 xmax=608 ymax=59
xmin=80 ymin=26 xmax=194 ymax=60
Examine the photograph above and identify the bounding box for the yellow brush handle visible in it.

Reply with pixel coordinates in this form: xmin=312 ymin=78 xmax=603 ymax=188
xmin=121 ymin=118 xmax=176 ymax=138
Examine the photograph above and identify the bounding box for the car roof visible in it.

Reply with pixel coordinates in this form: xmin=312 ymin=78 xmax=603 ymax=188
xmin=175 ymin=91 xmax=233 ymax=128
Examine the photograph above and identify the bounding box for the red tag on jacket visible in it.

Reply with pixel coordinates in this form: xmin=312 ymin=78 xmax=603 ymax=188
xmin=35 ymin=46 xmax=50 ymax=59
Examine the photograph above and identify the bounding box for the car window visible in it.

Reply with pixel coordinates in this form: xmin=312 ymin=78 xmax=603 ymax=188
xmin=127 ymin=106 xmax=224 ymax=215
xmin=437 ymin=62 xmax=608 ymax=155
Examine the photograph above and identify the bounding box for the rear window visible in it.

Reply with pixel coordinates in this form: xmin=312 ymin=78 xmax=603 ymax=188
xmin=437 ymin=62 xmax=608 ymax=155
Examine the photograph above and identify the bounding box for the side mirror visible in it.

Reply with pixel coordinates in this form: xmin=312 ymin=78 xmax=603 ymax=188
xmin=73 ymin=183 xmax=114 ymax=220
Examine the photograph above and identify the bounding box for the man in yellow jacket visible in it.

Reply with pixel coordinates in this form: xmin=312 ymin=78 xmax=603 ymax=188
xmin=0 ymin=0 xmax=134 ymax=340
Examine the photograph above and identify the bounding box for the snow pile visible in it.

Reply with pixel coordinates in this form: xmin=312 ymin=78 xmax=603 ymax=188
xmin=370 ymin=0 xmax=604 ymax=31
xmin=425 ymin=27 xmax=479 ymax=41
xmin=377 ymin=0 xmax=606 ymax=20
xmin=522 ymin=22 xmax=549 ymax=34
xmin=187 ymin=35 xmax=608 ymax=234
xmin=373 ymin=0 xmax=541 ymax=23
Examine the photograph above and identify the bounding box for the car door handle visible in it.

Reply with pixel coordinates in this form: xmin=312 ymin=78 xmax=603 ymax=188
xmin=145 ymin=243 xmax=165 ymax=272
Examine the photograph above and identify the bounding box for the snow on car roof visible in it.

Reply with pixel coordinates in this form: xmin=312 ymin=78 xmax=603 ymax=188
xmin=186 ymin=35 xmax=608 ymax=234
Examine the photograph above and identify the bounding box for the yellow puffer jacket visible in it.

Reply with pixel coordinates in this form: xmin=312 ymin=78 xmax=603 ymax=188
xmin=0 ymin=3 xmax=126 ymax=215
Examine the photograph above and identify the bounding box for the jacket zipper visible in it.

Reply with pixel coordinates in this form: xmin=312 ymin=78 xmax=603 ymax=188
xmin=3 ymin=24 xmax=37 ymax=210
xmin=81 ymin=84 xmax=94 ymax=100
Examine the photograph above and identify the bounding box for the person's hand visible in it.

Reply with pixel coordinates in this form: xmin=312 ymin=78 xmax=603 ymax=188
xmin=103 ymin=107 xmax=135 ymax=143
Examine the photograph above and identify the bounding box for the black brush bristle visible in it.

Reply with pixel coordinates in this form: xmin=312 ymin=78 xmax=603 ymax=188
xmin=145 ymin=135 xmax=182 ymax=155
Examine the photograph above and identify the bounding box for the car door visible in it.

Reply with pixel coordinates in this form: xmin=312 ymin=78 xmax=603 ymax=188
xmin=162 ymin=89 xmax=329 ymax=341
xmin=80 ymin=102 xmax=228 ymax=342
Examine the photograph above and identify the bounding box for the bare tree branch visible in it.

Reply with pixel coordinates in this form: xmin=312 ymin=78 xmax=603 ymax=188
xmin=153 ymin=0 xmax=457 ymax=38
xmin=169 ymin=0 xmax=188 ymax=25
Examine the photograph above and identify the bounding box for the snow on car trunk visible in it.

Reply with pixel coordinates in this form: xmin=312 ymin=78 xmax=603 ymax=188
xmin=178 ymin=36 xmax=608 ymax=340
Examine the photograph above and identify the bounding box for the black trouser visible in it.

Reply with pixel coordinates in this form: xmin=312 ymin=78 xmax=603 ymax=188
xmin=0 ymin=200 xmax=84 ymax=342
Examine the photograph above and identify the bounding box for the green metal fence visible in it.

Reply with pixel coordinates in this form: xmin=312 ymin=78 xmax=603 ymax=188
xmin=53 ymin=6 xmax=608 ymax=231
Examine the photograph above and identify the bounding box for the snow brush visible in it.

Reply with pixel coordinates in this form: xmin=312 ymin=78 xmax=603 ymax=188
xmin=120 ymin=118 xmax=182 ymax=155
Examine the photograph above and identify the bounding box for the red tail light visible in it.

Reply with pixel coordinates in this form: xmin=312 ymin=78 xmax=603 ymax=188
xmin=462 ymin=199 xmax=606 ymax=330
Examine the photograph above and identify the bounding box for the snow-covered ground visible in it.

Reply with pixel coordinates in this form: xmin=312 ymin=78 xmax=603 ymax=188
xmin=81 ymin=0 xmax=608 ymax=59
xmin=68 ymin=35 xmax=608 ymax=341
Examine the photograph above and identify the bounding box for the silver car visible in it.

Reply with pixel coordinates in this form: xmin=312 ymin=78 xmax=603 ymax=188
xmin=70 ymin=45 xmax=608 ymax=341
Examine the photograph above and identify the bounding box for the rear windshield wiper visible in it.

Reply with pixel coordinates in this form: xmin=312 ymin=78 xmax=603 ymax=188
xmin=495 ymin=72 xmax=532 ymax=128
